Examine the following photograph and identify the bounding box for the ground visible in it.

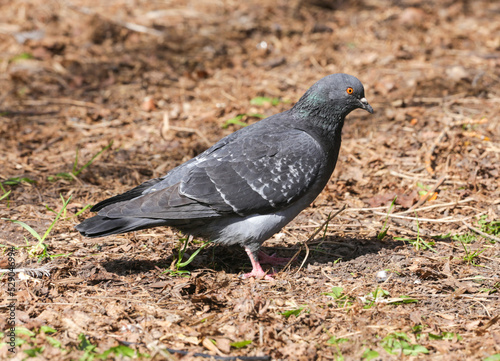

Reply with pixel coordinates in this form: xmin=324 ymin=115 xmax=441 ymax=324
xmin=0 ymin=0 xmax=499 ymax=360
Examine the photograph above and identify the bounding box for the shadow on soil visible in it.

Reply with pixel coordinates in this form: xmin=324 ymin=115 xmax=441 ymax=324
xmin=99 ymin=235 xmax=416 ymax=278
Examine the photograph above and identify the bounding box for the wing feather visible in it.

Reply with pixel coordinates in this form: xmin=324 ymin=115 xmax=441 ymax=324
xmin=96 ymin=123 xmax=325 ymax=220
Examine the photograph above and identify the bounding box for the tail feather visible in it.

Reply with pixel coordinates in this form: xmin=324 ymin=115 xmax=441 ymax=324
xmin=75 ymin=215 xmax=168 ymax=238
xmin=91 ymin=178 xmax=162 ymax=212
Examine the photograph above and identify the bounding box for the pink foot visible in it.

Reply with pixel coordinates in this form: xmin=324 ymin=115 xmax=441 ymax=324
xmin=242 ymin=269 xmax=275 ymax=280
xmin=242 ymin=247 xmax=275 ymax=280
xmin=258 ymin=250 xmax=293 ymax=266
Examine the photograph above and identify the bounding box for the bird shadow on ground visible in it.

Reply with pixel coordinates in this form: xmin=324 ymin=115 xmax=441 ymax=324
xmin=98 ymin=235 xmax=424 ymax=278
xmin=217 ymin=236 xmax=410 ymax=275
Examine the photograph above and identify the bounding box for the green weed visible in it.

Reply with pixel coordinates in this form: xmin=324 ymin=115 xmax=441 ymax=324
xmin=484 ymin=354 xmax=500 ymax=361
xmin=377 ymin=196 xmax=397 ymax=240
xmin=222 ymin=113 xmax=264 ymax=129
xmin=48 ymin=141 xmax=113 ymax=181
xmin=388 ymin=295 xmax=419 ymax=305
xmin=4 ymin=326 xmax=67 ymax=356
xmin=452 ymin=233 xmax=477 ymax=244
xmin=362 ymin=349 xmax=380 ymax=360
xmin=428 ymin=332 xmax=462 ymax=341
xmin=362 ymin=288 xmax=390 ymax=309
xmin=0 ymin=189 xmax=11 ymax=202
xmin=323 ymin=286 xmax=355 ymax=309
xmin=77 ymin=333 xmax=149 ymax=360
xmin=221 ymin=96 xmax=289 ymax=129
xmin=327 ymin=336 xmax=349 ymax=345
xmin=3 ymin=195 xmax=72 ymax=260
xmin=164 ymin=236 xmax=212 ymax=277
xmin=1 ymin=177 xmax=36 ymax=186
xmin=230 ymin=340 xmax=252 ymax=349
xmin=416 ymin=182 xmax=430 ymax=196
xmin=10 ymin=52 xmax=34 ymax=62
xmin=451 ymin=216 xmax=499 ymax=246
xmin=78 ymin=333 xmax=97 ymax=360
xmin=458 ymin=239 xmax=486 ymax=266
xmin=98 ymin=344 xmax=149 ymax=359
xmin=324 ymin=332 xmax=348 ymax=361
xmin=280 ymin=306 xmax=305 ymax=318
xmin=1 ymin=177 xmax=36 ymax=207
xmin=394 ymin=213 xmax=436 ymax=252
xmin=478 ymin=215 xmax=500 ymax=240
xmin=381 ymin=332 xmax=428 ymax=356
xmin=250 ymin=96 xmax=287 ymax=106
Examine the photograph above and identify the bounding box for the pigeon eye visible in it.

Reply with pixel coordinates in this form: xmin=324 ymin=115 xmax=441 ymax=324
xmin=346 ymin=87 xmax=354 ymax=95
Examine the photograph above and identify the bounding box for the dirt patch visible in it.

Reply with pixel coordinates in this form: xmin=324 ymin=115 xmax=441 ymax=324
xmin=0 ymin=0 xmax=499 ymax=360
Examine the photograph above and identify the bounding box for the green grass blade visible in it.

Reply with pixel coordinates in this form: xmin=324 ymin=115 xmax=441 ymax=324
xmin=177 ymin=240 xmax=212 ymax=268
xmin=41 ymin=195 xmax=72 ymax=242
xmin=74 ymin=204 xmax=92 ymax=217
xmin=73 ymin=141 xmax=113 ymax=176
xmin=2 ymin=218 xmax=42 ymax=241
xmin=378 ymin=196 xmax=397 ymax=240
xmin=0 ymin=190 xmax=11 ymax=201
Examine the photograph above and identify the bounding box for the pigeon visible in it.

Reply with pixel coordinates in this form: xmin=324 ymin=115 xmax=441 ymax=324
xmin=76 ymin=73 xmax=373 ymax=279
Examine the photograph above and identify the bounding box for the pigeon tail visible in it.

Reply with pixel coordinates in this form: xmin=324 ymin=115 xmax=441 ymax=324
xmin=75 ymin=215 xmax=168 ymax=238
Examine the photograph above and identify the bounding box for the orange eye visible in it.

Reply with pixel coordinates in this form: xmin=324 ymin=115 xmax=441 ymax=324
xmin=346 ymin=87 xmax=354 ymax=95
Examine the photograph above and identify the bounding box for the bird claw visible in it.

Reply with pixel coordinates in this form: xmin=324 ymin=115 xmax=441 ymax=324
xmin=241 ymin=269 xmax=275 ymax=280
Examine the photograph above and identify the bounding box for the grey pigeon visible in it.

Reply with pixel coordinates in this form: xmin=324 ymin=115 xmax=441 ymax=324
xmin=76 ymin=73 xmax=373 ymax=279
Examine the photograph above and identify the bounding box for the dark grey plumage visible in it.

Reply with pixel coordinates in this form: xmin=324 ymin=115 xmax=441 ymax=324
xmin=76 ymin=73 xmax=373 ymax=279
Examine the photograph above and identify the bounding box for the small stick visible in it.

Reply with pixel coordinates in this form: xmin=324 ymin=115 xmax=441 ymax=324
xmin=371 ymin=211 xmax=487 ymax=223
xmin=407 ymin=175 xmax=446 ymax=212
xmin=425 ymin=128 xmax=449 ymax=175
xmin=304 ymin=205 xmax=347 ymax=244
xmin=66 ymin=3 xmax=166 ymax=37
xmin=396 ymin=197 xmax=475 ymax=215
xmin=162 ymin=112 xmax=211 ymax=147
xmin=286 ymin=205 xmax=346 ymax=274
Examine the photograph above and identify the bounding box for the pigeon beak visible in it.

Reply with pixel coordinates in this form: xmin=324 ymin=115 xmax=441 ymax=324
xmin=359 ymin=98 xmax=374 ymax=114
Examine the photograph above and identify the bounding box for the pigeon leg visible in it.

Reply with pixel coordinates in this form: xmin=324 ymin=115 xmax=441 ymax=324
xmin=242 ymin=247 xmax=274 ymax=280
xmin=258 ymin=250 xmax=293 ymax=266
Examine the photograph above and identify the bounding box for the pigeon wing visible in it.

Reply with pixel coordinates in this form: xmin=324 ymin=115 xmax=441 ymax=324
xmin=99 ymin=127 xmax=324 ymax=219
xmin=179 ymin=128 xmax=325 ymax=216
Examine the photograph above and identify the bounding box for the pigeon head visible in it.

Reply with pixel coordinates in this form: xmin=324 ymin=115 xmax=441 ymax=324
xmin=293 ymin=73 xmax=373 ymax=123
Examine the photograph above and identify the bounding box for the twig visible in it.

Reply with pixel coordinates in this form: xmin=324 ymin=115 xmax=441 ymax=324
xmin=20 ymin=98 xmax=101 ymax=108
xmin=32 ymin=136 xmax=64 ymax=154
xmin=395 ymin=197 xmax=475 ymax=215
xmin=320 ymin=267 xmax=337 ymax=281
xmin=407 ymin=175 xmax=446 ymax=212
xmin=462 ymin=220 xmax=500 ymax=243
xmin=343 ymin=198 xmax=476 ymax=216
xmin=287 ymin=205 xmax=346 ymax=274
xmin=406 ymin=293 xmax=498 ymax=299
xmin=305 ymin=205 xmax=347 ymax=244
xmin=471 ymin=299 xmax=491 ymax=317
xmin=371 ymin=211 xmax=487 ymax=223
xmin=162 ymin=112 xmax=211 ymax=147
xmin=389 ymin=170 xmax=465 ymax=185
xmin=295 ymin=242 xmax=309 ymax=275
xmin=425 ymin=127 xmax=449 ymax=175
xmin=66 ymin=2 xmax=166 ymax=37
xmin=121 ymin=22 xmax=165 ymax=37
xmin=344 ymin=205 xmax=395 ymax=212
